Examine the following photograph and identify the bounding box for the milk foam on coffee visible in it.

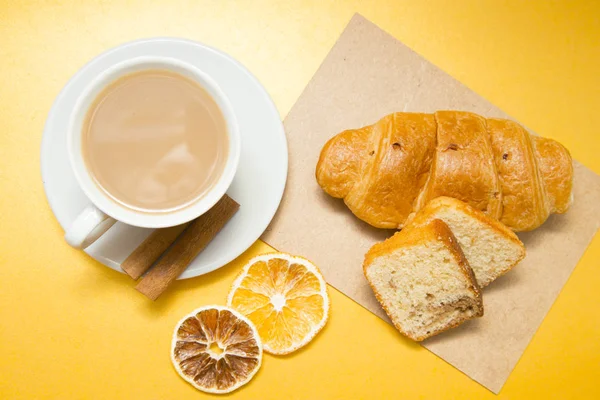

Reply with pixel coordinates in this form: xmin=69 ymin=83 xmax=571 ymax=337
xmin=82 ymin=69 xmax=229 ymax=212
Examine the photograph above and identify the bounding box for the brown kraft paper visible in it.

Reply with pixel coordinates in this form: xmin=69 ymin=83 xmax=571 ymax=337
xmin=262 ymin=14 xmax=600 ymax=394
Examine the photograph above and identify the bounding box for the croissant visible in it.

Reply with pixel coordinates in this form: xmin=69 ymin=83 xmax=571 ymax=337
xmin=316 ymin=111 xmax=573 ymax=231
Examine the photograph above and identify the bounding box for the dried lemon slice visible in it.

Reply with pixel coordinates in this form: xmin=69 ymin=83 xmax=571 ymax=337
xmin=171 ymin=305 xmax=262 ymax=394
xmin=227 ymin=253 xmax=330 ymax=355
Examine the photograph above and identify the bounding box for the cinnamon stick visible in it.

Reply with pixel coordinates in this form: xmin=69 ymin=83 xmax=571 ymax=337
xmin=135 ymin=195 xmax=239 ymax=300
xmin=121 ymin=223 xmax=190 ymax=280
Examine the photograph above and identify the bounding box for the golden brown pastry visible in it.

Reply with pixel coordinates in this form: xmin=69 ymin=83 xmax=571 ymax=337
xmin=316 ymin=111 xmax=573 ymax=231
xmin=532 ymin=136 xmax=573 ymax=214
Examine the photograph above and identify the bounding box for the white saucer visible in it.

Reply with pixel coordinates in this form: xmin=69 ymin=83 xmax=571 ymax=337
xmin=41 ymin=38 xmax=288 ymax=279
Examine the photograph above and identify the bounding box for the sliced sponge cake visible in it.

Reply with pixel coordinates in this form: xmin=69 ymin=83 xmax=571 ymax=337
xmin=408 ymin=197 xmax=526 ymax=287
xmin=364 ymin=219 xmax=483 ymax=341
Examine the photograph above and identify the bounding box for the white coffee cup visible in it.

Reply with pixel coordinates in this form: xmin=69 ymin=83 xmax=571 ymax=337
xmin=64 ymin=56 xmax=240 ymax=249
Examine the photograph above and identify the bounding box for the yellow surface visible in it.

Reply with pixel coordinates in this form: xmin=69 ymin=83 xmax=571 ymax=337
xmin=1 ymin=0 xmax=599 ymax=398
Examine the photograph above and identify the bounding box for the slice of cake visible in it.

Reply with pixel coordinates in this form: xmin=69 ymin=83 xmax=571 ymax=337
xmin=364 ymin=219 xmax=483 ymax=341
xmin=408 ymin=196 xmax=526 ymax=287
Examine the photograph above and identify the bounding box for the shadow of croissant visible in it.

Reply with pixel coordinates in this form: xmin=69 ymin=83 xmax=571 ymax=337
xmin=315 ymin=186 xmax=397 ymax=242
xmin=517 ymin=212 xmax=569 ymax=248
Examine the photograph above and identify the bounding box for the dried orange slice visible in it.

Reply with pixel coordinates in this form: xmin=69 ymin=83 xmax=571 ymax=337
xmin=227 ymin=253 xmax=329 ymax=355
xmin=171 ymin=305 xmax=262 ymax=394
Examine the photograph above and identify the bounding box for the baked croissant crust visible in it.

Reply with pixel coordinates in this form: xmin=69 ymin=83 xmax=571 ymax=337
xmin=316 ymin=111 xmax=573 ymax=231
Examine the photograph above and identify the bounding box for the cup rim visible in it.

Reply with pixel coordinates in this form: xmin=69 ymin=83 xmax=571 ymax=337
xmin=67 ymin=56 xmax=241 ymax=228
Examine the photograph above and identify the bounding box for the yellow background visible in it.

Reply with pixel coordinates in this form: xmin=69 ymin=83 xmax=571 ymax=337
xmin=1 ymin=1 xmax=599 ymax=398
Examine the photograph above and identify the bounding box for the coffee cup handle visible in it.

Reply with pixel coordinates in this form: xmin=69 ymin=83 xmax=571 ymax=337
xmin=64 ymin=205 xmax=117 ymax=249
